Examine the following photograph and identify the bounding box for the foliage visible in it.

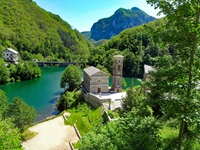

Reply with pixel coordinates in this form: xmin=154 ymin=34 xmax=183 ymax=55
xmin=79 ymin=111 xmax=161 ymax=150
xmin=0 ymin=0 xmax=90 ymax=62
xmin=0 ymin=89 xmax=38 ymax=147
xmin=87 ymin=19 xmax=169 ymax=78
xmin=60 ymin=65 xmax=82 ymax=91
xmin=0 ymin=59 xmax=41 ymax=84
xmin=107 ymin=109 xmax=120 ymax=119
xmin=122 ymin=85 xmax=152 ymax=116
xmin=11 ymin=62 xmax=41 ymax=81
xmin=0 ymin=59 xmax=10 ymax=84
xmin=5 ymin=97 xmax=37 ymax=132
xmin=0 ymin=118 xmax=22 ymax=150
xmin=146 ymin=0 xmax=200 ymax=149
xmin=0 ymin=90 xmax=9 ymax=117
xmin=122 ymin=77 xmax=127 ymax=88
xmin=56 ymin=90 xmax=82 ymax=112
xmin=65 ymin=103 xmax=103 ymax=136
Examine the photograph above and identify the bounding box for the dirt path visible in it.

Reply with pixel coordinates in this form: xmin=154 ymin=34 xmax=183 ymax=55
xmin=22 ymin=113 xmax=79 ymax=150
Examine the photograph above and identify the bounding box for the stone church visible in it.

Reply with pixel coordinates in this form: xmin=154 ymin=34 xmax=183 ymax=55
xmin=82 ymin=54 xmax=125 ymax=109
xmin=83 ymin=66 xmax=109 ymax=93
xmin=83 ymin=55 xmax=124 ymax=94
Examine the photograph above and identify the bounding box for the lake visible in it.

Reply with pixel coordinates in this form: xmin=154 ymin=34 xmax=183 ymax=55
xmin=0 ymin=67 xmax=65 ymax=122
xmin=0 ymin=67 xmax=138 ymax=122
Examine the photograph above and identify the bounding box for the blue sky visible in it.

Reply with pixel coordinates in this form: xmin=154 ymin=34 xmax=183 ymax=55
xmin=33 ymin=0 xmax=162 ymax=32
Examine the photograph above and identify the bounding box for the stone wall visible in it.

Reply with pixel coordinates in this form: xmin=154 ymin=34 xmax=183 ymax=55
xmin=82 ymin=91 xmax=110 ymax=108
xmin=83 ymin=72 xmax=90 ymax=92
xmin=89 ymin=74 xmax=108 ymax=93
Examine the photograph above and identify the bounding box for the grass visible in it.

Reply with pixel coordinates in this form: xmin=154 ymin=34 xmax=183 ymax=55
xmin=21 ymin=130 xmax=38 ymax=141
xmin=107 ymin=108 xmax=121 ymax=119
xmin=64 ymin=102 xmax=103 ymax=136
xmin=73 ymin=141 xmax=81 ymax=149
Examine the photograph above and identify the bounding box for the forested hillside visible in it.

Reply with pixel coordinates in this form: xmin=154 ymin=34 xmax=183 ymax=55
xmin=90 ymin=7 xmax=156 ymax=41
xmin=88 ymin=18 xmax=168 ymax=78
xmin=0 ymin=0 xmax=91 ymax=62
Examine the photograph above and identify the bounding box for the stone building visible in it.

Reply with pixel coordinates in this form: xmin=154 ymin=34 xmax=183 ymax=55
xmin=3 ymin=48 xmax=19 ymax=63
xmin=83 ymin=66 xmax=109 ymax=93
xmin=143 ymin=64 xmax=155 ymax=80
xmin=112 ymin=55 xmax=124 ymax=92
xmin=82 ymin=55 xmax=125 ymax=110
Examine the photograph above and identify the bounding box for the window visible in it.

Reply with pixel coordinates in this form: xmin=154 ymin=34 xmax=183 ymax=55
xmin=98 ymin=88 xmax=101 ymax=93
xmin=118 ymin=65 xmax=120 ymax=71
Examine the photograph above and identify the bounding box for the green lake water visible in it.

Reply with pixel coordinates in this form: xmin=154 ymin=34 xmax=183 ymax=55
xmin=0 ymin=67 xmax=65 ymax=122
xmin=0 ymin=67 xmax=138 ymax=122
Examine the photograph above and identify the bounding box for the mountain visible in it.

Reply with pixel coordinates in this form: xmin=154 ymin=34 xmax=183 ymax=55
xmin=0 ymin=0 xmax=90 ymax=63
xmin=90 ymin=7 xmax=156 ymax=41
xmin=81 ymin=31 xmax=91 ymax=40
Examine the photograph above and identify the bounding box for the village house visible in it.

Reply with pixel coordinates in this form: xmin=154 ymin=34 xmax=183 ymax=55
xmin=143 ymin=64 xmax=155 ymax=80
xmin=3 ymin=48 xmax=19 ymax=63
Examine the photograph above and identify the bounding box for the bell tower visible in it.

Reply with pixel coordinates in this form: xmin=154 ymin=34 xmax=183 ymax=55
xmin=112 ymin=55 xmax=124 ymax=92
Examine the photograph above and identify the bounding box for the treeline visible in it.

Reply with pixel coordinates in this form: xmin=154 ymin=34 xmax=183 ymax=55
xmin=0 ymin=90 xmax=37 ymax=149
xmin=0 ymin=0 xmax=91 ymax=63
xmin=87 ymin=18 xmax=173 ymax=78
xmin=0 ymin=59 xmax=41 ymax=85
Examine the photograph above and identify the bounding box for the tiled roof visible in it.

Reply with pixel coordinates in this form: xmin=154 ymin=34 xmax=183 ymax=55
xmin=84 ymin=66 xmax=101 ymax=76
xmin=144 ymin=64 xmax=155 ymax=73
xmin=5 ymin=48 xmax=19 ymax=54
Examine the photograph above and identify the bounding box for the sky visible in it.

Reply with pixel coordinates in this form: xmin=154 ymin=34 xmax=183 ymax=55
xmin=33 ymin=0 xmax=163 ymax=32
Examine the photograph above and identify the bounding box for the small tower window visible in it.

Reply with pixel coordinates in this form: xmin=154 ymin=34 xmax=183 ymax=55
xmin=118 ymin=65 xmax=120 ymax=71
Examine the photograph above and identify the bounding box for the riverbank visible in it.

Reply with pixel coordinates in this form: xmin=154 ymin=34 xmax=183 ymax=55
xmin=22 ymin=112 xmax=79 ymax=150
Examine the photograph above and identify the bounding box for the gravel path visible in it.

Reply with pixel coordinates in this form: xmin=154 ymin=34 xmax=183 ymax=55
xmin=22 ymin=113 xmax=79 ymax=150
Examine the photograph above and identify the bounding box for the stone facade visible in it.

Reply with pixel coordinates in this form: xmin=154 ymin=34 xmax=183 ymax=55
xmin=112 ymin=55 xmax=124 ymax=92
xmin=83 ymin=66 xmax=109 ymax=93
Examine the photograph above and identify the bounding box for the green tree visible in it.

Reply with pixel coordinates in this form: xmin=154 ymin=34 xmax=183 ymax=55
xmin=0 ymin=90 xmax=9 ymax=118
xmin=56 ymin=91 xmax=75 ymax=112
xmin=80 ymin=111 xmax=161 ymax=150
xmin=6 ymin=97 xmax=37 ymax=132
xmin=0 ymin=59 xmax=10 ymax=84
xmin=146 ymin=0 xmax=200 ymax=149
xmin=122 ymin=86 xmax=142 ymax=112
xmin=122 ymin=85 xmax=152 ymax=116
xmin=12 ymin=62 xmax=41 ymax=81
xmin=0 ymin=118 xmax=22 ymax=150
xmin=60 ymin=65 xmax=81 ymax=91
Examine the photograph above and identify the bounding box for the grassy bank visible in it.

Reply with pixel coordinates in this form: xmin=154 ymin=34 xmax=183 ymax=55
xmin=64 ymin=103 xmax=103 ymax=136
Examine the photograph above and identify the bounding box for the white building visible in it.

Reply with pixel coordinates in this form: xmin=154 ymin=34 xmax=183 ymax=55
xmin=3 ymin=48 xmax=19 ymax=63
xmin=143 ymin=64 xmax=156 ymax=80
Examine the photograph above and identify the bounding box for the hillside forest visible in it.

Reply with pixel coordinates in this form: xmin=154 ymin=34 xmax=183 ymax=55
xmin=0 ymin=0 xmax=91 ymax=63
